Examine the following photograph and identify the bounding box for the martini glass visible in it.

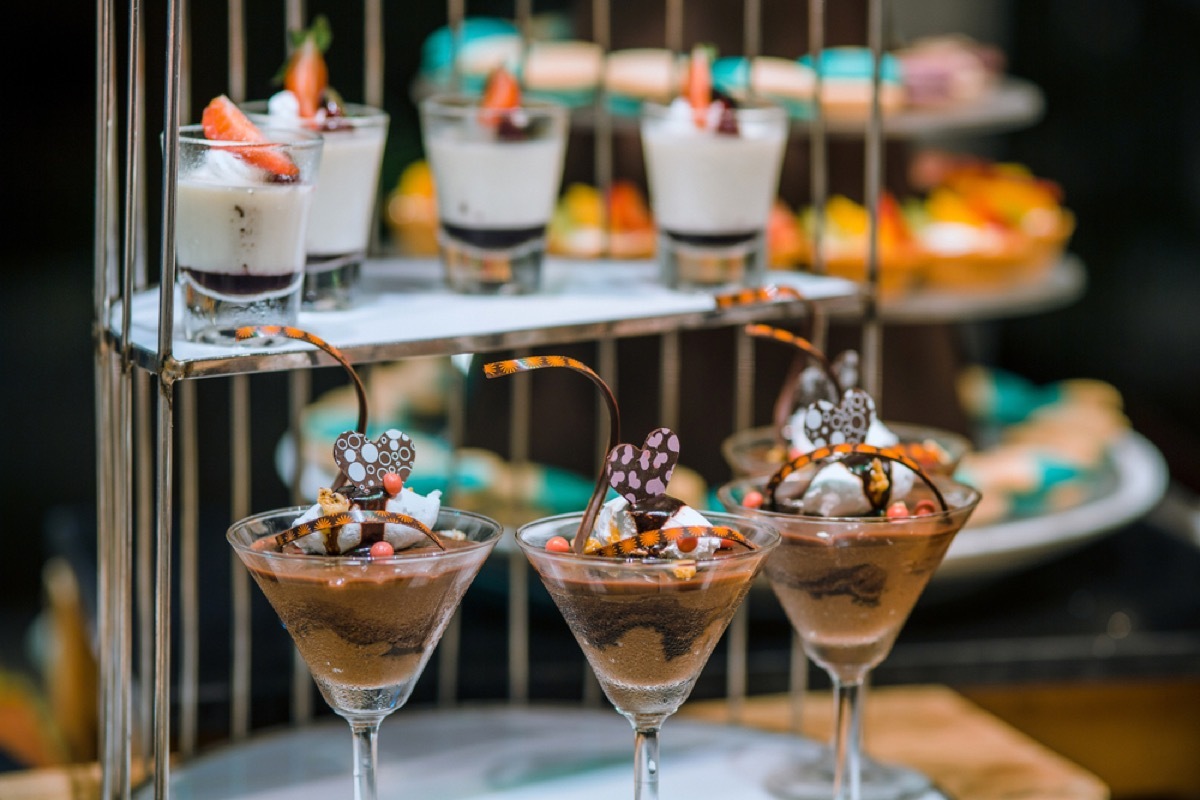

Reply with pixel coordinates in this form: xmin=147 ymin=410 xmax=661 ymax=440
xmin=228 ymin=506 xmax=502 ymax=800
xmin=719 ymin=476 xmax=980 ymax=800
xmin=516 ymin=511 xmax=780 ymax=800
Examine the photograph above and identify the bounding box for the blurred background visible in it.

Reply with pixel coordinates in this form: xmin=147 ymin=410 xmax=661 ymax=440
xmin=3 ymin=0 xmax=1199 ymax=794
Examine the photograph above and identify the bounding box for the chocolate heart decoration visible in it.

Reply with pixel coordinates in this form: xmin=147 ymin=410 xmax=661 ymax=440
xmin=607 ymin=427 xmax=680 ymax=504
xmin=802 ymin=389 xmax=875 ymax=448
xmin=332 ymin=428 xmax=416 ymax=491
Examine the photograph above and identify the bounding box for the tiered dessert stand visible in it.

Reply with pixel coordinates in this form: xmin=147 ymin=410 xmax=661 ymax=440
xmin=92 ymin=1 xmax=1163 ymax=798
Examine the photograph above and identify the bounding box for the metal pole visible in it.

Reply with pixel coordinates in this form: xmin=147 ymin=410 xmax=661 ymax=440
xmin=862 ymin=0 xmax=885 ymax=405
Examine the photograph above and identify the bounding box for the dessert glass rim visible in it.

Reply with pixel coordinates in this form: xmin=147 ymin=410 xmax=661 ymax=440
xmin=420 ymin=93 xmax=569 ymax=115
xmin=226 ymin=504 xmax=504 ymax=564
xmin=640 ymin=96 xmax=787 ymax=119
xmin=514 ymin=509 xmax=781 ymax=566
xmin=240 ymin=99 xmax=391 ymax=125
xmin=176 ymin=122 xmax=324 ymax=149
xmin=717 ymin=475 xmax=982 ymax=525
xmin=721 ymin=422 xmax=974 ymax=464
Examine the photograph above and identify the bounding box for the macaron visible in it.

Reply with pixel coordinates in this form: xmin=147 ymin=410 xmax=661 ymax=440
xmin=712 ymin=56 xmax=816 ymax=118
xmin=522 ymin=40 xmax=604 ymax=107
xmin=420 ymin=17 xmax=522 ymax=93
xmin=604 ymin=48 xmax=683 ymax=114
xmin=799 ymin=47 xmax=906 ymax=117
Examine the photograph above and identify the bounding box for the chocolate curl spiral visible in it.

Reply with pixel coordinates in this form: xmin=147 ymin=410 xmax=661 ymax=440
xmin=594 ymin=525 xmax=753 ymax=558
xmin=712 ymin=284 xmax=805 ymax=309
xmin=763 ymin=442 xmax=948 ymax=512
xmin=235 ymin=326 xmax=368 ymax=437
xmin=274 ymin=510 xmax=444 ymax=550
xmin=744 ymin=324 xmax=845 ymax=439
xmin=484 ymin=356 xmax=620 ymax=554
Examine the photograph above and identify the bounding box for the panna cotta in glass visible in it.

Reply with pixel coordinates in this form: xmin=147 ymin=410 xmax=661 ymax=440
xmin=173 ymin=97 xmax=322 ymax=343
xmin=420 ymin=69 xmax=568 ymax=294
xmin=641 ymin=97 xmax=787 ymax=290
xmin=247 ymin=95 xmax=388 ymax=310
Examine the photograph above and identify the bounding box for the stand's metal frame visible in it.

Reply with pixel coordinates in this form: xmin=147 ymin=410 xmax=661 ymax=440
xmin=93 ymin=1 xmax=889 ymax=797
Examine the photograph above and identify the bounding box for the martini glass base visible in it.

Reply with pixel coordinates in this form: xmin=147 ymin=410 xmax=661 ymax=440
xmin=765 ymin=751 xmax=940 ymax=800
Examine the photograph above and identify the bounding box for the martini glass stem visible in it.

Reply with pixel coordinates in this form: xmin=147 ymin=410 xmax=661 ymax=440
xmin=350 ymin=718 xmax=383 ymax=800
xmin=831 ymin=677 xmax=864 ymax=800
xmin=633 ymin=724 xmax=662 ymax=800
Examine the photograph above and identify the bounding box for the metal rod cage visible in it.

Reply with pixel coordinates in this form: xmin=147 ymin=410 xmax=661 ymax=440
xmin=93 ymin=1 xmax=888 ymax=797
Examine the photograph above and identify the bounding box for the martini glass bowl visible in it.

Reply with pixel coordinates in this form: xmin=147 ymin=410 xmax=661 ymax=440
xmin=228 ymin=505 xmax=503 ymax=800
xmin=722 ymin=423 xmax=971 ymax=480
xmin=719 ymin=476 xmax=980 ymax=800
xmin=516 ymin=510 xmax=780 ymax=800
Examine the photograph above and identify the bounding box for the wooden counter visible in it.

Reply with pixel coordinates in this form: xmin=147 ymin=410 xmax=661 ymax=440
xmin=681 ymin=684 xmax=1110 ymax=800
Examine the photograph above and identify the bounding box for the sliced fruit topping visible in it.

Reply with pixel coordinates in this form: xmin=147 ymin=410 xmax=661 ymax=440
xmin=685 ymin=44 xmax=715 ymax=129
xmin=200 ymin=95 xmax=299 ymax=179
xmin=281 ymin=15 xmax=331 ymax=119
xmin=479 ymin=66 xmax=525 ymax=137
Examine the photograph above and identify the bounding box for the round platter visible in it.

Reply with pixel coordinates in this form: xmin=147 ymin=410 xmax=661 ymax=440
xmin=936 ymin=431 xmax=1168 ymax=585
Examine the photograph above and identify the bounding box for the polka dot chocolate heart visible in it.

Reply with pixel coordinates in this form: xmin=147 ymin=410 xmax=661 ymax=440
xmin=802 ymin=389 xmax=876 ymax=448
xmin=607 ymin=427 xmax=680 ymax=504
xmin=333 ymin=428 xmax=416 ymax=491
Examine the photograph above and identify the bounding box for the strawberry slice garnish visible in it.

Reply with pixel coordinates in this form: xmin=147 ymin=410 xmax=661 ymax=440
xmin=201 ymin=95 xmax=299 ymax=179
xmin=283 ymin=16 xmax=331 ymax=119
xmin=479 ymin=66 xmax=522 ymax=127
xmin=685 ymin=44 xmax=714 ymax=129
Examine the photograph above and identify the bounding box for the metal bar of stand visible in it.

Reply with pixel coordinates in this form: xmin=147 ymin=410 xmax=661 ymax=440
xmin=862 ymin=0 xmax=885 ymax=405
xmin=96 ymin=349 xmax=115 ymax=800
xmin=227 ymin=0 xmax=245 ymax=103
xmin=93 ymin=0 xmax=115 ymax=778
xmin=508 ymin=350 xmax=533 ymax=704
xmin=726 ymin=325 xmax=757 ymax=722
xmin=659 ymin=332 xmax=681 ymax=433
xmin=153 ymin=377 xmax=176 ymax=800
xmin=808 ymin=0 xmax=828 ymax=279
xmin=581 ymin=337 xmax=619 ymax=706
xmin=288 ymin=370 xmax=314 ymax=724
xmin=364 ymin=0 xmax=384 ymax=109
xmin=439 ymin=357 xmax=468 ymax=706
xmin=225 ymin=0 xmax=252 ymax=742
xmin=152 ymin=0 xmax=186 ymax=793
xmin=230 ymin=375 xmax=252 ymax=738
xmin=135 ymin=370 xmax=153 ymax=768
xmin=285 ymin=0 xmax=304 ymax=35
xmin=592 ymin=0 xmax=613 ymax=257
xmin=743 ymin=0 xmax=762 ymax=60
xmin=178 ymin=381 xmax=199 ymax=759
xmin=665 ymin=0 xmax=683 ymax=54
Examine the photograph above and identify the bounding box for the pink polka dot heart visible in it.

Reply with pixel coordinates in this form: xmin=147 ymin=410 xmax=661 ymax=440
xmin=606 ymin=427 xmax=680 ymax=504
xmin=802 ymin=389 xmax=876 ymax=448
xmin=333 ymin=428 xmax=416 ymax=491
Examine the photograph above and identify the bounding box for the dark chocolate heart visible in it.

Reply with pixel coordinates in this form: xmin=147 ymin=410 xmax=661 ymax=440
xmin=607 ymin=427 xmax=681 ymax=504
xmin=802 ymin=389 xmax=875 ymax=448
xmin=332 ymin=428 xmax=416 ymax=491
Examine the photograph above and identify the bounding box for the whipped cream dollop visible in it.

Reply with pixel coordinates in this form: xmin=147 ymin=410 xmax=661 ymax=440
xmin=654 ymin=97 xmax=778 ymax=139
xmin=267 ymin=89 xmax=312 ymax=125
xmin=187 ymin=149 xmax=266 ymax=186
xmin=288 ymin=486 xmax=443 ymax=555
xmin=589 ymin=495 xmax=723 ymax=559
xmin=785 ymin=405 xmax=916 ymax=517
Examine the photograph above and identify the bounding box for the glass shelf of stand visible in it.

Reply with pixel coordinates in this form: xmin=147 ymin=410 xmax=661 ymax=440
xmin=109 ymin=257 xmax=861 ymax=380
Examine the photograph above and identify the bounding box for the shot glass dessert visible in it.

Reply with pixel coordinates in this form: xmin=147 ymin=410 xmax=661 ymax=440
xmin=246 ymin=16 xmax=389 ymax=310
xmin=421 ymin=68 xmax=568 ymax=294
xmin=641 ymin=46 xmax=788 ymax=291
xmin=229 ymin=326 xmax=502 ymax=800
xmin=174 ymin=96 xmax=321 ymax=343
